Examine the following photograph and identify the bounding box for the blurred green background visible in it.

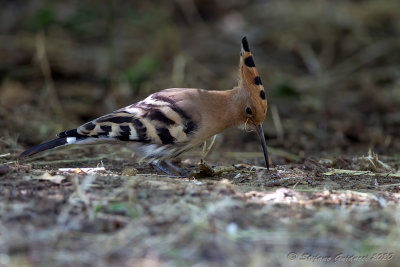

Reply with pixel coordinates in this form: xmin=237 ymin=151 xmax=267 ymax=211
xmin=1 ymin=0 xmax=399 ymax=160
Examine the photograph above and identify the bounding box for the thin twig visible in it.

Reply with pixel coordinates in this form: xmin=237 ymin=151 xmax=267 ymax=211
xmin=174 ymin=0 xmax=204 ymax=25
xmin=225 ymin=148 xmax=301 ymax=162
xmin=28 ymin=156 xmax=108 ymax=166
xmin=297 ymin=42 xmax=322 ymax=75
xmin=172 ymin=53 xmax=186 ymax=86
xmin=36 ymin=31 xmax=63 ymax=117
xmin=271 ymin=105 xmax=284 ymax=142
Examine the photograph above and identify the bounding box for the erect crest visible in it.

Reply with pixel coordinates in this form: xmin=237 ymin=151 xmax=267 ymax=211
xmin=239 ymin=36 xmax=267 ymax=120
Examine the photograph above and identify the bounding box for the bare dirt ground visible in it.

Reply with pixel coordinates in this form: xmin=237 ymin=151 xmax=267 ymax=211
xmin=1 ymin=145 xmax=400 ymax=267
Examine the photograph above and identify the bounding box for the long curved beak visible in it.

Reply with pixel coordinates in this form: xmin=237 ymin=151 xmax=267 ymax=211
xmin=254 ymin=123 xmax=270 ymax=169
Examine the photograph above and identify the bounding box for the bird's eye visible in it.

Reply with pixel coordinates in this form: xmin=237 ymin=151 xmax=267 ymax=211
xmin=245 ymin=107 xmax=252 ymax=115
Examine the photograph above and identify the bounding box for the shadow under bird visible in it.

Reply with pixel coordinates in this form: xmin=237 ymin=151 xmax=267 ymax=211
xmin=20 ymin=37 xmax=270 ymax=176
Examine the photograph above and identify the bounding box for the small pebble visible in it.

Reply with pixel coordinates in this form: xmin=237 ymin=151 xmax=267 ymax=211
xmin=226 ymin=222 xmax=238 ymax=235
xmin=121 ymin=167 xmax=138 ymax=176
xmin=0 ymin=165 xmax=11 ymax=176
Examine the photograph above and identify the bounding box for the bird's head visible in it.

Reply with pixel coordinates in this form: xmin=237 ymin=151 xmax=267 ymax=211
xmin=236 ymin=36 xmax=269 ymax=169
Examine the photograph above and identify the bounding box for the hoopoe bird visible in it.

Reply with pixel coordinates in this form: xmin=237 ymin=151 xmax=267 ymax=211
xmin=20 ymin=37 xmax=269 ymax=176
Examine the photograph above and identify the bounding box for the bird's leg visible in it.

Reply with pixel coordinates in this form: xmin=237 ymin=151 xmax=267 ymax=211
xmin=152 ymin=161 xmax=188 ymax=177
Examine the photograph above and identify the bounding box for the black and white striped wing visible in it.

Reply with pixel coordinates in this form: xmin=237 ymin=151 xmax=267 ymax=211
xmin=57 ymin=90 xmax=199 ymax=160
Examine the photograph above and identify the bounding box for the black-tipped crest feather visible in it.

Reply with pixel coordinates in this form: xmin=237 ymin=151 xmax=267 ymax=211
xmin=241 ymin=36 xmax=250 ymax=52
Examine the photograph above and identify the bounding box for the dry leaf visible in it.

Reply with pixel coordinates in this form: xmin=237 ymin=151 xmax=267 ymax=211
xmin=359 ymin=150 xmax=393 ymax=172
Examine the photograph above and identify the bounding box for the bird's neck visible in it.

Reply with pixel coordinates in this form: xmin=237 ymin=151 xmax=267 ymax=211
xmin=199 ymin=87 xmax=245 ymax=135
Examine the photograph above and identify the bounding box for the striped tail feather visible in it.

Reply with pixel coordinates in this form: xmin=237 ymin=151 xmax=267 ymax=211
xmin=19 ymin=137 xmax=69 ymax=158
xmin=19 ymin=128 xmax=111 ymax=159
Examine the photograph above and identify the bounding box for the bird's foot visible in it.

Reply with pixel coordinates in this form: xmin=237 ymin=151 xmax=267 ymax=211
xmin=152 ymin=161 xmax=189 ymax=177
